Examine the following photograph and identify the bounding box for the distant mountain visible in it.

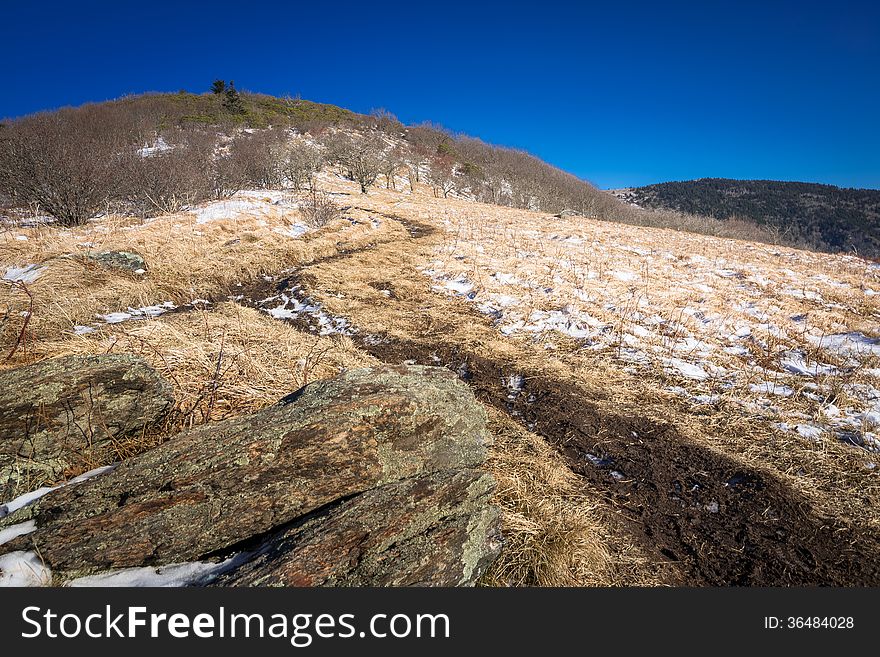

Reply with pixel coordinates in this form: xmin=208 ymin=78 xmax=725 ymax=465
xmin=610 ymin=178 xmax=880 ymax=257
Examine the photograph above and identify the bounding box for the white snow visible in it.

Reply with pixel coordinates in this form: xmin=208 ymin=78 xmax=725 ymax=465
xmin=796 ymin=424 xmax=823 ymax=440
xmin=493 ymin=272 xmax=520 ymax=285
xmin=664 ymin=358 xmax=710 ymax=380
xmin=779 ymin=351 xmax=837 ymax=377
xmin=137 ymin=136 xmax=172 ymax=157
xmin=96 ymin=301 xmax=175 ymax=325
xmin=0 ymin=551 xmax=51 ymax=587
xmin=262 ymin=290 xmax=353 ymax=336
xmin=67 ymin=556 xmax=241 ymax=587
xmin=192 ymin=199 xmax=270 ymax=224
xmin=3 ymin=264 xmax=45 ymax=284
xmin=438 ymin=277 xmax=474 ymax=296
xmin=0 ymin=520 xmax=36 ymax=546
xmin=274 ymin=224 xmax=309 ymax=239
xmin=809 ymin=332 xmax=880 ymax=358
xmin=750 ymin=381 xmax=794 ymax=397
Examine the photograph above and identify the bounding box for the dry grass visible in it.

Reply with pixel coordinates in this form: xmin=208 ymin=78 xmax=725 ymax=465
xmin=303 ymin=172 xmax=880 ymax=539
xmin=34 ymin=302 xmax=378 ymax=427
xmin=2 ymin=301 xmax=377 ymax=497
xmin=3 ymin=166 xmax=880 ymax=586
xmin=0 ymin=190 xmax=404 ymax=365
xmin=481 ymin=407 xmax=666 ymax=587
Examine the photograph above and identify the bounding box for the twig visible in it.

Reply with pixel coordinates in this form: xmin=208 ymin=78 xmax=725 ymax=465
xmin=205 ymin=329 xmax=227 ymax=422
xmin=5 ymin=281 xmax=34 ymax=362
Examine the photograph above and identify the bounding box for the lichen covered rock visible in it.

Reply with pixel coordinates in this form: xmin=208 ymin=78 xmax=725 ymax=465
xmin=0 ymin=365 xmax=501 ymax=586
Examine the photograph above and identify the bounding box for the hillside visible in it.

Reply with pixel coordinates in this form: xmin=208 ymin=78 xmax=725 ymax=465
xmin=613 ymin=178 xmax=880 ymax=258
xmin=2 ymin=92 xmax=880 ymax=587
xmin=0 ymin=89 xmax=621 ymax=224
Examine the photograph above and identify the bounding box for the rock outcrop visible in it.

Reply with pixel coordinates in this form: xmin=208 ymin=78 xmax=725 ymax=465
xmin=0 ymin=354 xmax=174 ymax=500
xmin=86 ymin=250 xmax=147 ymax=274
xmin=0 ymin=365 xmax=501 ymax=586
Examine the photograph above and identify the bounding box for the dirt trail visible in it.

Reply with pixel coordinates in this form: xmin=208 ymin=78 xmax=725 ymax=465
xmin=234 ymin=209 xmax=880 ymax=586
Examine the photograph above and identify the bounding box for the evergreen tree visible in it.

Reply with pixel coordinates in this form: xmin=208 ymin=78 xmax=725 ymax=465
xmin=211 ymin=79 xmax=226 ymax=95
xmin=223 ymin=80 xmax=245 ymax=114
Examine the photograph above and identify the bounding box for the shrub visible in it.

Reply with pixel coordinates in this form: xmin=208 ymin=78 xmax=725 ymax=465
xmin=0 ymin=105 xmax=136 ymax=226
xmin=120 ymin=129 xmax=214 ymax=215
xmin=322 ymin=131 xmax=383 ymax=194
xmin=232 ymin=127 xmax=288 ymax=189
xmin=300 ymin=188 xmax=340 ymax=228
xmin=283 ymin=142 xmax=323 ymax=190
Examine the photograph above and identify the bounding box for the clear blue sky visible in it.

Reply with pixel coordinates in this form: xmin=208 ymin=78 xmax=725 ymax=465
xmin=3 ymin=0 xmax=878 ymax=189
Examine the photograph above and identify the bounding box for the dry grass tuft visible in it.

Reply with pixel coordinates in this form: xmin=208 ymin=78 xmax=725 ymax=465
xmin=481 ymin=408 xmax=664 ymax=587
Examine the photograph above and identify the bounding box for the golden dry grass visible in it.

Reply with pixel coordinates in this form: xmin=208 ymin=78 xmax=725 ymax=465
xmin=0 ymin=191 xmax=404 ymax=364
xmin=3 ymin=169 xmax=879 ymax=586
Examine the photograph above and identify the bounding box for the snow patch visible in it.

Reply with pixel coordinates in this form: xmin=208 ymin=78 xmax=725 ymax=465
xmin=67 ymin=555 xmax=243 ymax=587
xmin=3 ymin=264 xmax=45 ymax=284
xmin=0 ymin=551 xmax=51 ymax=587
xmin=0 ymin=520 xmax=36 ymax=547
xmin=0 ymin=465 xmax=116 ymax=518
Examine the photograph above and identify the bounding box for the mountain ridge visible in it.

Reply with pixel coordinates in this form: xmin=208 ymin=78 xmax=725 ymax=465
xmin=611 ymin=177 xmax=880 ymax=257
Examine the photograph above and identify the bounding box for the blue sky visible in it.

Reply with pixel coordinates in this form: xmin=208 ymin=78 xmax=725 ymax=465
xmin=3 ymin=1 xmax=878 ymax=189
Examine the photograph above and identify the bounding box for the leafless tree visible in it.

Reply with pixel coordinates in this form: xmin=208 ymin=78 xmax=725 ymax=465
xmin=120 ymin=129 xmax=213 ymax=215
xmin=380 ymin=146 xmax=406 ymax=190
xmin=369 ymin=108 xmax=403 ymax=135
xmin=0 ymin=106 xmax=136 ymax=225
xmin=283 ymin=142 xmax=323 ymax=190
xmin=232 ymin=127 xmax=288 ymax=189
xmin=323 ymin=131 xmax=383 ymax=194
xmin=428 ymin=154 xmax=456 ymax=198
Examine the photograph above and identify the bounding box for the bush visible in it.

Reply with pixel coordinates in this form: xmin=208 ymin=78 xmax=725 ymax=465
xmin=322 ymin=130 xmax=383 ymax=194
xmin=300 ymin=189 xmax=340 ymax=228
xmin=120 ymin=129 xmax=214 ymax=215
xmin=0 ymin=105 xmax=137 ymax=225
xmin=283 ymin=142 xmax=323 ymax=190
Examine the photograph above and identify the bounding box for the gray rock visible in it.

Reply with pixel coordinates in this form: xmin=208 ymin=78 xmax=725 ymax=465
xmin=0 ymin=354 xmax=174 ymax=500
xmin=87 ymin=250 xmax=147 ymax=274
xmin=0 ymin=365 xmax=501 ymax=586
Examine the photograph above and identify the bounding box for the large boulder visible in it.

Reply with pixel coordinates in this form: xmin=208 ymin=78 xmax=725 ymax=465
xmin=0 ymin=365 xmax=501 ymax=586
xmin=0 ymin=354 xmax=174 ymax=500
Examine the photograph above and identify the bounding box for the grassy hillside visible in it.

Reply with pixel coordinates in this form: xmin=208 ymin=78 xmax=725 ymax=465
xmin=0 ymin=90 xmax=846 ymax=254
xmin=618 ymin=178 xmax=880 ymax=257
xmin=3 ymin=164 xmax=880 ymax=585
xmin=0 ymin=89 xmax=619 ymax=223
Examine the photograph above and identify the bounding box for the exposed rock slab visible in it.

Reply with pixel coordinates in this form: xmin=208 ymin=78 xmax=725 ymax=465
xmin=0 ymin=354 xmax=174 ymax=500
xmin=0 ymin=365 xmax=500 ymax=586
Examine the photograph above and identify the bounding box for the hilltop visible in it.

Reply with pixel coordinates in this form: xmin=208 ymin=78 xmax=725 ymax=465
xmin=612 ymin=178 xmax=880 ymax=258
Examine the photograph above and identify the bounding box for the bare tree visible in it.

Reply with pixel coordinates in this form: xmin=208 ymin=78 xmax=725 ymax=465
xmin=208 ymin=151 xmax=247 ymax=199
xmin=323 ymin=131 xmax=383 ymax=194
xmin=380 ymin=145 xmax=406 ymax=190
xmin=120 ymin=129 xmax=213 ymax=215
xmin=283 ymin=142 xmax=323 ymax=190
xmin=0 ymin=106 xmax=135 ymax=225
xmin=369 ymin=108 xmax=403 ymax=135
xmin=428 ymin=154 xmax=456 ymax=198
xmin=232 ymin=127 xmax=288 ymax=189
